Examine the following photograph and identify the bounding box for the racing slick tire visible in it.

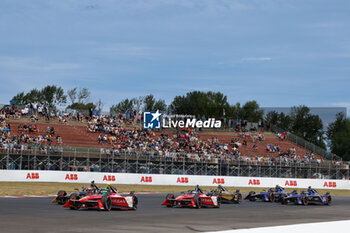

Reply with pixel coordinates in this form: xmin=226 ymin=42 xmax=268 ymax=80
xmin=132 ymin=195 xmax=138 ymax=210
xmin=165 ymin=194 xmax=175 ymax=207
xmin=281 ymin=198 xmax=288 ymax=205
xmin=248 ymin=192 xmax=256 ymax=202
xmin=102 ymin=193 xmax=112 ymax=211
xmin=216 ymin=196 xmax=221 ymax=208
xmin=301 ymin=196 xmax=309 ymax=206
xmin=326 ymin=195 xmax=332 ymax=205
xmin=268 ymin=193 xmax=275 ymax=202
xmin=233 ymin=193 xmax=242 ymax=204
xmin=217 ymin=196 xmax=222 ymax=204
xmin=69 ymin=193 xmax=80 ymax=210
xmin=56 ymin=190 xmax=67 ymax=205
xmin=194 ymin=194 xmax=201 ymax=208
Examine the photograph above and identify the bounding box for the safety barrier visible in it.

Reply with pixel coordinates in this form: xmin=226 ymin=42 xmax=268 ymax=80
xmin=0 ymin=170 xmax=348 ymax=190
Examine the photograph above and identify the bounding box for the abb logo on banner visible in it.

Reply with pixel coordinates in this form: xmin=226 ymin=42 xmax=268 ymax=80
xmin=140 ymin=176 xmax=152 ymax=183
xmin=177 ymin=177 xmax=189 ymax=183
xmin=323 ymin=181 xmax=337 ymax=188
xmin=103 ymin=175 xmax=116 ymax=182
xmin=65 ymin=174 xmax=78 ymax=181
xmin=213 ymin=178 xmax=225 ymax=184
xmin=248 ymin=179 xmax=260 ymax=185
xmin=285 ymin=180 xmax=297 ymax=186
xmin=26 ymin=172 xmax=39 ymax=179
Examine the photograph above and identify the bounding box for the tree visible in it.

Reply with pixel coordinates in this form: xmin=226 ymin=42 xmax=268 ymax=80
xmin=143 ymin=94 xmax=156 ymax=112
xmin=327 ymin=113 xmax=350 ymax=160
xmin=11 ymin=85 xmax=66 ymax=107
xmin=241 ymin=100 xmax=263 ymax=122
xmin=227 ymin=103 xmax=242 ymax=120
xmin=95 ymin=99 xmax=104 ymax=114
xmin=132 ymin=96 xmax=144 ymax=114
xmin=110 ymin=98 xmax=134 ymax=115
xmin=67 ymin=88 xmax=77 ymax=105
xmin=77 ymin=88 xmax=90 ymax=104
xmin=12 ymin=92 xmax=26 ymax=105
xmin=153 ymin=99 xmax=167 ymax=112
xmin=67 ymin=102 xmax=96 ymax=111
xmin=143 ymin=94 xmax=167 ymax=112
xmin=170 ymin=91 xmax=229 ymax=118
xmin=40 ymin=85 xmax=67 ymax=107
xmin=265 ymin=111 xmax=279 ymax=125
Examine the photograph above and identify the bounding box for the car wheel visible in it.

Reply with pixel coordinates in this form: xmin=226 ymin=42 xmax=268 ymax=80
xmin=69 ymin=193 xmax=80 ymax=210
xmin=132 ymin=195 xmax=138 ymax=210
xmin=165 ymin=194 xmax=174 ymax=207
xmin=238 ymin=193 xmax=242 ymax=204
xmin=281 ymin=198 xmax=287 ymax=205
xmin=249 ymin=196 xmax=256 ymax=202
xmin=102 ymin=194 xmax=112 ymax=211
xmin=327 ymin=195 xmax=332 ymax=205
xmin=302 ymin=196 xmax=309 ymax=206
xmin=217 ymin=196 xmax=222 ymax=203
xmin=57 ymin=190 xmax=67 ymax=205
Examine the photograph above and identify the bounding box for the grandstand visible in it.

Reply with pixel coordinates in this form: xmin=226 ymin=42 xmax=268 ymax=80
xmin=0 ymin=112 xmax=348 ymax=179
xmin=5 ymin=118 xmax=320 ymax=159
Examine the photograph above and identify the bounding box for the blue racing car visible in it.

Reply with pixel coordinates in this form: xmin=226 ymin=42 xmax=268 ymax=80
xmin=281 ymin=187 xmax=332 ymax=205
xmin=245 ymin=185 xmax=287 ymax=202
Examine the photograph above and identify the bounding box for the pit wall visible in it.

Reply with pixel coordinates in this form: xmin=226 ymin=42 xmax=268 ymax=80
xmin=0 ymin=170 xmax=347 ymax=190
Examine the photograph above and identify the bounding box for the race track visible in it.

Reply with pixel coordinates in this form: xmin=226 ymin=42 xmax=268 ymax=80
xmin=0 ymin=194 xmax=349 ymax=233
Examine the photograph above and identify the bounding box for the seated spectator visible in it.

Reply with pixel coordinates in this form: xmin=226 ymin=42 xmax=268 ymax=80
xmin=30 ymin=114 xmax=38 ymax=122
xmin=50 ymin=127 xmax=55 ymax=135
xmin=56 ymin=135 xmax=62 ymax=144
xmin=32 ymin=124 xmax=39 ymax=133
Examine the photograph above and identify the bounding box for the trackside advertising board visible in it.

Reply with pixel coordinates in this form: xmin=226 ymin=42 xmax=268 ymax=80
xmin=0 ymin=170 xmax=348 ymax=190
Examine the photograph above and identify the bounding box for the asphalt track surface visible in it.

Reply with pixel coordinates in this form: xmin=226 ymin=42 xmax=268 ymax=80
xmin=0 ymin=194 xmax=350 ymax=233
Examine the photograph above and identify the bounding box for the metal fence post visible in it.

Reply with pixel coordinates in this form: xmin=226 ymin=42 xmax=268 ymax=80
xmin=60 ymin=153 xmax=63 ymax=171
xmin=74 ymin=148 xmax=77 ymax=168
xmin=238 ymin=160 xmax=240 ymax=176
xmin=19 ymin=154 xmax=23 ymax=170
xmin=99 ymin=149 xmax=102 ymax=172
xmin=6 ymin=149 xmax=9 ymax=170
xmin=183 ymin=154 xmax=185 ymax=175
xmin=47 ymin=155 xmax=50 ymax=170
xmin=87 ymin=148 xmax=90 ymax=170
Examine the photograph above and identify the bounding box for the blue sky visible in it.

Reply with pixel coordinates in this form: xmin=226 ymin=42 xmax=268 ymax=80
xmin=0 ymin=0 xmax=349 ymax=114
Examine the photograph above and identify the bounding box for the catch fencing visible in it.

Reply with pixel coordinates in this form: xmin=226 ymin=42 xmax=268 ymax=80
xmin=0 ymin=147 xmax=349 ymax=180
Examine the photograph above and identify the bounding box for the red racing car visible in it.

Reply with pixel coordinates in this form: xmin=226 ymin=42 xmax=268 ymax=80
xmin=162 ymin=185 xmax=220 ymax=208
xmin=63 ymin=183 xmax=138 ymax=211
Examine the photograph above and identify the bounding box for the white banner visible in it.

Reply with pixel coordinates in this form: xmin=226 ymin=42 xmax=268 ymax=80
xmin=0 ymin=170 xmax=348 ymax=190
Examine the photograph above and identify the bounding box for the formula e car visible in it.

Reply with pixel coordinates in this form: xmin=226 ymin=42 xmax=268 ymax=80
xmin=245 ymin=185 xmax=289 ymax=202
xmin=162 ymin=185 xmax=220 ymax=208
xmin=63 ymin=183 xmax=138 ymax=211
xmin=207 ymin=185 xmax=242 ymax=204
xmin=281 ymin=187 xmax=332 ymax=205
xmin=269 ymin=185 xmax=289 ymax=202
xmin=245 ymin=189 xmax=274 ymax=202
xmin=52 ymin=181 xmax=99 ymax=205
